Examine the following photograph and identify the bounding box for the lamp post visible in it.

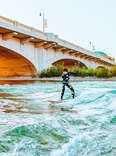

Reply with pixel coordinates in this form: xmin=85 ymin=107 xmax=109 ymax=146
xmin=89 ymin=41 xmax=95 ymax=52
xmin=40 ymin=10 xmax=47 ymax=32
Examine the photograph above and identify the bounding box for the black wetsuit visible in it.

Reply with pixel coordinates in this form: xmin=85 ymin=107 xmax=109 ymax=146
xmin=61 ymin=72 xmax=76 ymax=100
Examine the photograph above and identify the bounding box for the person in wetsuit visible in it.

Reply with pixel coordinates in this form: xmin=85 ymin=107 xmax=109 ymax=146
xmin=61 ymin=68 xmax=77 ymax=100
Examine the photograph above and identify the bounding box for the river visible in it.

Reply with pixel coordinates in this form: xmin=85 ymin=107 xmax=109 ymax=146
xmin=0 ymin=81 xmax=116 ymax=156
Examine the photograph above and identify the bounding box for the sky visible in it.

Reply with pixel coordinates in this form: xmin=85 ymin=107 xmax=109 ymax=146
xmin=0 ymin=0 xmax=116 ymax=59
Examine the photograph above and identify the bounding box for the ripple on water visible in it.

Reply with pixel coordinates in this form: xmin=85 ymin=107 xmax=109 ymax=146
xmin=0 ymin=81 xmax=116 ymax=156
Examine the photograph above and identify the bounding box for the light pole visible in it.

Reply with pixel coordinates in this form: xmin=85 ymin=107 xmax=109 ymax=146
xmin=42 ymin=11 xmax=45 ymax=32
xmin=89 ymin=41 xmax=95 ymax=52
xmin=40 ymin=10 xmax=46 ymax=32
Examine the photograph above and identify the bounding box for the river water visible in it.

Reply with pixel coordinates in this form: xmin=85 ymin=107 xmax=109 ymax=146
xmin=0 ymin=81 xmax=116 ymax=156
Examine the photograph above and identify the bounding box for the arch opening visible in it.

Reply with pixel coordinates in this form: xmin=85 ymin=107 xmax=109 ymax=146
xmin=96 ymin=66 xmax=106 ymax=69
xmin=0 ymin=46 xmax=37 ymax=77
xmin=52 ymin=59 xmax=87 ymax=69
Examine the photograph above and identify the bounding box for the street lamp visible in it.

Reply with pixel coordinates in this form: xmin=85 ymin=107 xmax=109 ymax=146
xmin=89 ymin=41 xmax=95 ymax=52
xmin=40 ymin=10 xmax=48 ymax=32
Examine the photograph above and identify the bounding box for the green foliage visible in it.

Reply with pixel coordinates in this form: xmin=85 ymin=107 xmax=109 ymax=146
xmin=78 ymin=67 xmax=116 ymax=78
xmin=109 ymin=66 xmax=116 ymax=77
xmin=78 ymin=68 xmax=87 ymax=77
xmin=68 ymin=67 xmax=76 ymax=72
xmin=39 ymin=64 xmax=63 ymax=77
xmin=87 ymin=68 xmax=96 ymax=76
xmin=95 ymin=68 xmax=109 ymax=78
xmin=38 ymin=65 xmax=116 ymax=78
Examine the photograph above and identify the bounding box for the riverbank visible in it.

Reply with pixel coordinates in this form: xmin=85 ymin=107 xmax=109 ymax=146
xmin=0 ymin=76 xmax=116 ymax=81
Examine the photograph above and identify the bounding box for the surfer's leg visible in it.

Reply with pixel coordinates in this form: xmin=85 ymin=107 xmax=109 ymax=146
xmin=66 ymin=84 xmax=75 ymax=99
xmin=61 ymin=84 xmax=65 ymax=100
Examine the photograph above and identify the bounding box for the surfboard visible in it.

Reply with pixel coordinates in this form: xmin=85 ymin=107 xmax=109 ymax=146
xmin=48 ymin=99 xmax=72 ymax=104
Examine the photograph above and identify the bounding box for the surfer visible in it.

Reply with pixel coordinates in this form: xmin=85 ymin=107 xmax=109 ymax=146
xmin=61 ymin=68 xmax=77 ymax=100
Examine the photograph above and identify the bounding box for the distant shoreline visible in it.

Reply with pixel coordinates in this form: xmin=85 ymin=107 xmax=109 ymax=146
xmin=0 ymin=76 xmax=116 ymax=81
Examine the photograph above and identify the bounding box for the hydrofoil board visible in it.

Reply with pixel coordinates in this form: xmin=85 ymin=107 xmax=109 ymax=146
xmin=48 ymin=99 xmax=72 ymax=104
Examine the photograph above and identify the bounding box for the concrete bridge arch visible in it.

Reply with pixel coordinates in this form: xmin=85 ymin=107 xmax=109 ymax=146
xmin=0 ymin=45 xmax=37 ymax=77
xmin=42 ymin=50 xmax=104 ymax=70
xmin=52 ymin=58 xmax=88 ymax=69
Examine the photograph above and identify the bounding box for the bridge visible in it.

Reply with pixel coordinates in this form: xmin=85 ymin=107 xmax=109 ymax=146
xmin=0 ymin=16 xmax=115 ymax=77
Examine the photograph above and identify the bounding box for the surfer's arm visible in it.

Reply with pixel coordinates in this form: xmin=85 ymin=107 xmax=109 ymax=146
xmin=69 ymin=72 xmax=78 ymax=76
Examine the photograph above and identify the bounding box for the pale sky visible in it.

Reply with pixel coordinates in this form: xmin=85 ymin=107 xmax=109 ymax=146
xmin=0 ymin=0 xmax=116 ymax=59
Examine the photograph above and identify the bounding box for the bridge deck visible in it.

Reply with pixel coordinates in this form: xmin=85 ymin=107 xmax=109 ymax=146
xmin=0 ymin=16 xmax=115 ymax=66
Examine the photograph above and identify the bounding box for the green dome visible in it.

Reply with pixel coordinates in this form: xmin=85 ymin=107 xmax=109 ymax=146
xmin=94 ymin=51 xmax=107 ymax=55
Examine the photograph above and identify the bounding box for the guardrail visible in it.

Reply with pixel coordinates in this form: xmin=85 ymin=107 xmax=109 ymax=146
xmin=0 ymin=16 xmax=46 ymax=37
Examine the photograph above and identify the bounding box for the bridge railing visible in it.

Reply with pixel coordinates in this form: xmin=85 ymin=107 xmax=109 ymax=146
xmin=0 ymin=16 xmax=47 ymax=37
xmin=0 ymin=16 xmax=15 ymax=25
xmin=58 ymin=38 xmax=116 ymax=65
